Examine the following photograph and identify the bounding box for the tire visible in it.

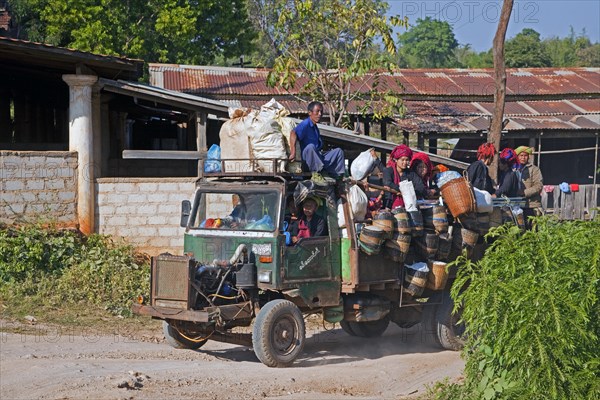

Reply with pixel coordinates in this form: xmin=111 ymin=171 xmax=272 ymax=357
xmin=163 ymin=321 xmax=209 ymax=350
xmin=422 ymin=293 xmax=442 ymax=346
xmin=339 ymin=320 xmax=358 ymax=336
xmin=344 ymin=315 xmax=390 ymax=338
xmin=252 ymin=299 xmax=306 ymax=367
xmin=434 ymin=292 xmax=465 ymax=351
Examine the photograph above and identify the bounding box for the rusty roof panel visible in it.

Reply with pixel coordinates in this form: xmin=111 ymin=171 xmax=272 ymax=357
xmin=568 ymin=99 xmax=600 ymax=113
xmin=426 ymin=102 xmax=482 ymax=116
xmin=509 ymin=116 xmax=575 ymax=130
xmin=555 ymin=114 xmax=600 ymax=129
xmin=524 ymin=100 xmax=582 ymax=115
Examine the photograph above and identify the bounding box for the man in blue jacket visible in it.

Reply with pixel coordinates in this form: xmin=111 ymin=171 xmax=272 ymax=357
xmin=288 ymin=101 xmax=345 ymax=182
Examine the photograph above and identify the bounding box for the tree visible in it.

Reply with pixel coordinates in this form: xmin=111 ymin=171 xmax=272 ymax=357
xmin=454 ymin=45 xmax=493 ymax=68
xmin=488 ymin=0 xmax=513 ymax=182
xmin=505 ymin=28 xmax=550 ymax=68
xmin=5 ymin=0 xmax=257 ymax=65
xmin=245 ymin=0 xmax=284 ymax=67
xmin=397 ymin=17 xmax=458 ymax=68
xmin=265 ymin=0 xmax=408 ymax=127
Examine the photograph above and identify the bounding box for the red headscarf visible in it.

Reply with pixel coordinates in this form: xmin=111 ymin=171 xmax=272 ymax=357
xmin=387 ymin=144 xmax=413 ymax=167
xmin=410 ymin=152 xmax=434 ymax=184
xmin=477 ymin=143 xmax=496 ymax=161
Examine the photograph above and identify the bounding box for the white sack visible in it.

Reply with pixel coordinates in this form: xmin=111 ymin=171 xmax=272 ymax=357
xmin=473 ymin=187 xmax=493 ymax=214
xmin=399 ymin=180 xmax=418 ymax=211
xmin=348 ymin=184 xmax=368 ymax=222
xmin=350 ymin=148 xmax=376 ymax=180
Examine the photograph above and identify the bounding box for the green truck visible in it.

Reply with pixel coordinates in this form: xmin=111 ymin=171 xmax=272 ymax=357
xmin=132 ymin=165 xmax=473 ymax=367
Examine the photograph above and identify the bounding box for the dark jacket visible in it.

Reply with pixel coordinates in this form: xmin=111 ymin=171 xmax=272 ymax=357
xmin=288 ymin=214 xmax=327 ymax=239
xmin=382 ymin=167 xmax=426 ymax=207
xmin=466 ymin=160 xmax=494 ymax=194
xmin=496 ymin=169 xmax=521 ymax=198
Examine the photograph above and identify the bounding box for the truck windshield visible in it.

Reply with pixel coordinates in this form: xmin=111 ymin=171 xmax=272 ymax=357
xmin=190 ymin=190 xmax=280 ymax=232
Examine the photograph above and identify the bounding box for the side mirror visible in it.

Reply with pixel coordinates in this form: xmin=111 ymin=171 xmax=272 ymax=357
xmin=180 ymin=200 xmax=191 ymax=227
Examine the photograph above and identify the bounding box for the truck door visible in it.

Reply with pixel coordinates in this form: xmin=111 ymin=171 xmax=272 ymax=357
xmin=283 ymin=198 xmax=340 ymax=284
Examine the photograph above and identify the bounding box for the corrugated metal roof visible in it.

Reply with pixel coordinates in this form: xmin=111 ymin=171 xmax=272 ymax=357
xmin=149 ymin=64 xmax=600 ymax=98
xmin=149 ymin=64 xmax=600 ymax=134
xmin=1 ymin=37 xmax=143 ymax=80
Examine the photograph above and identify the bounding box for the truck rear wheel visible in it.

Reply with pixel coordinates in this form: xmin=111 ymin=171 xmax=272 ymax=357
xmin=435 ymin=292 xmax=466 ymax=351
xmin=252 ymin=299 xmax=306 ymax=367
xmin=340 ymin=316 xmax=390 ymax=338
xmin=424 ymin=292 xmax=465 ymax=351
xmin=163 ymin=321 xmax=209 ymax=350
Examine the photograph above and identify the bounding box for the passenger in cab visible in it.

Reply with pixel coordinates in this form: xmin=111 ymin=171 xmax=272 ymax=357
xmin=288 ymin=197 xmax=327 ymax=244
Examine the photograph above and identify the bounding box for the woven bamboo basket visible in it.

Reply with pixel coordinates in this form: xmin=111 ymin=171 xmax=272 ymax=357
xmin=441 ymin=177 xmax=476 ymax=217
xmin=426 ymin=261 xmax=448 ymax=290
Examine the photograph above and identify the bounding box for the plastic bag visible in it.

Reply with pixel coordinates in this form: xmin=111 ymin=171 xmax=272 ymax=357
xmin=399 ymin=180 xmax=418 ymax=212
xmin=350 ymin=148 xmax=376 ymax=180
xmin=337 ymin=199 xmax=346 ymax=228
xmin=245 ymin=215 xmax=274 ymax=231
xmin=348 ymin=184 xmax=368 ymax=221
xmin=406 ymin=261 xmax=429 ymax=273
xmin=473 ymin=187 xmax=493 ymax=214
xmin=204 ymin=144 xmax=221 ymax=172
xmin=436 ymin=171 xmax=461 ymax=188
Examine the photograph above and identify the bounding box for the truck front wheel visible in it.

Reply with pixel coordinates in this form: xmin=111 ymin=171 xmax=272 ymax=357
xmin=252 ymin=299 xmax=306 ymax=367
xmin=163 ymin=321 xmax=209 ymax=350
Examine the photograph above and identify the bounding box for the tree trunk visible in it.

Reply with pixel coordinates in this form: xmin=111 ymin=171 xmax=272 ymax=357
xmin=488 ymin=0 xmax=514 ymax=181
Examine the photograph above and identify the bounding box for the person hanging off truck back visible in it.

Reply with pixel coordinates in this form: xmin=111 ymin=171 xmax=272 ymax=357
xmin=288 ymin=101 xmax=345 ymax=183
xmin=383 ymin=144 xmax=426 ymax=208
xmin=494 ymin=148 xmax=522 ymax=198
xmin=410 ymin=152 xmax=437 ymax=199
xmin=466 ymin=142 xmax=496 ymax=194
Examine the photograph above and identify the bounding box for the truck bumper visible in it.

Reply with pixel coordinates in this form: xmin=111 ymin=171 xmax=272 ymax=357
xmin=131 ymin=303 xmax=209 ymax=322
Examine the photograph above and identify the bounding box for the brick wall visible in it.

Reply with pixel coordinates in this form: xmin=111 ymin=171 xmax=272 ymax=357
xmin=0 ymin=151 xmax=78 ymax=225
xmin=95 ymin=177 xmax=197 ymax=255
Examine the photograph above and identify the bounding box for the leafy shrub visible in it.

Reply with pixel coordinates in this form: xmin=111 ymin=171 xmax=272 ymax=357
xmin=437 ymin=217 xmax=600 ymax=400
xmin=0 ymin=224 xmax=150 ymax=316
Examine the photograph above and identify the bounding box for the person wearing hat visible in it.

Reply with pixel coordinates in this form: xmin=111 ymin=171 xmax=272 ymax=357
xmin=288 ymin=197 xmax=327 ymax=244
xmin=410 ymin=152 xmax=437 ymax=198
xmin=514 ymin=146 xmax=544 ymax=219
xmin=494 ymin=148 xmax=521 ymax=198
xmin=382 ymin=144 xmax=426 ymax=208
xmin=466 ymin=142 xmax=496 ymax=194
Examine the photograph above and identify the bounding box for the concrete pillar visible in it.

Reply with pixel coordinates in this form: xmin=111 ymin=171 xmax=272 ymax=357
xmin=62 ymin=74 xmax=98 ymax=235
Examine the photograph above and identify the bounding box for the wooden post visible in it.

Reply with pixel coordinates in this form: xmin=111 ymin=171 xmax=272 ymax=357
xmin=488 ymin=0 xmax=514 ymax=182
xmin=380 ymin=121 xmax=387 ymax=141
xmin=417 ymin=133 xmax=425 ymax=150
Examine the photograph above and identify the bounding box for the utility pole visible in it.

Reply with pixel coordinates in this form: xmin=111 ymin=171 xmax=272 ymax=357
xmin=489 ymin=0 xmax=514 ymax=181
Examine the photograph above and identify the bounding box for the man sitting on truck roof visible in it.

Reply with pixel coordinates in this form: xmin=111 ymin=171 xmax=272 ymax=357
xmin=288 ymin=101 xmax=345 ymax=183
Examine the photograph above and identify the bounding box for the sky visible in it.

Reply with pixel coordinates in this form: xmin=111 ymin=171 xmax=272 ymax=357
xmin=388 ymin=0 xmax=600 ymax=52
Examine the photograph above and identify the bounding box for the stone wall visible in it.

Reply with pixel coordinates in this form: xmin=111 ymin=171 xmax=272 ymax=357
xmin=0 ymin=151 xmax=78 ymax=225
xmin=95 ymin=177 xmax=197 ymax=255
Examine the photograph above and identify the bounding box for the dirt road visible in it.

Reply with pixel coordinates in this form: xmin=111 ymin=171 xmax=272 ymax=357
xmin=0 ymin=319 xmax=463 ymax=400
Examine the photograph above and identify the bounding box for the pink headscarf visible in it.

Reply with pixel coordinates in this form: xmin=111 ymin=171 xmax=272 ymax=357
xmin=387 ymin=144 xmax=413 ymax=167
